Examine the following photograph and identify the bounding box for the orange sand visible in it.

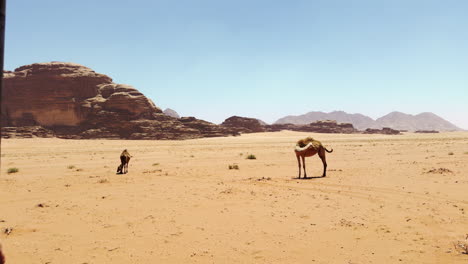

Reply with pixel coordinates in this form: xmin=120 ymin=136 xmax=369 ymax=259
xmin=1 ymin=131 xmax=467 ymax=263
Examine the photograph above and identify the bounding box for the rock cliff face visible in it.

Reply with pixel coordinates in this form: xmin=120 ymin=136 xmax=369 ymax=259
xmin=3 ymin=62 xmax=116 ymax=126
xmin=1 ymin=126 xmax=55 ymax=138
xmin=1 ymin=62 xmax=236 ymax=139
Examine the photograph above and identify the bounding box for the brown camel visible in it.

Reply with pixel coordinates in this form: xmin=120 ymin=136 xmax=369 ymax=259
xmin=117 ymin=149 xmax=131 ymax=174
xmin=294 ymin=137 xmax=333 ymax=178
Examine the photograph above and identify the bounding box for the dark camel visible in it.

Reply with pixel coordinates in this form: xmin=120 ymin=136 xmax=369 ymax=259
xmin=294 ymin=137 xmax=333 ymax=179
xmin=117 ymin=149 xmax=131 ymax=174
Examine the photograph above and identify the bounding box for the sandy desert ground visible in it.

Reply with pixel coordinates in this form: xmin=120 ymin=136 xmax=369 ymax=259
xmin=0 ymin=131 xmax=467 ymax=263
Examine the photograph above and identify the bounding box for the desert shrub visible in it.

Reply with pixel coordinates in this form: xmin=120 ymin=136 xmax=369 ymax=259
xmin=98 ymin=179 xmax=109 ymax=184
xmin=7 ymin=167 xmax=19 ymax=174
xmin=448 ymin=152 xmax=454 ymax=155
xmin=425 ymin=168 xmax=453 ymax=174
xmin=228 ymin=164 xmax=239 ymax=170
xmin=246 ymin=154 xmax=257 ymax=160
xmin=152 ymin=163 xmax=160 ymax=166
xmin=453 ymin=236 xmax=468 ymax=254
xmin=67 ymin=165 xmax=76 ymax=169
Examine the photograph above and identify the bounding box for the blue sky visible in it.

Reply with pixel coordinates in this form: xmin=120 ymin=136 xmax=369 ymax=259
xmin=5 ymin=0 xmax=468 ymax=128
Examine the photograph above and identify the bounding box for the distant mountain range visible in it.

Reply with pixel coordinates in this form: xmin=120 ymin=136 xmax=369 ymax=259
xmin=274 ymin=111 xmax=462 ymax=131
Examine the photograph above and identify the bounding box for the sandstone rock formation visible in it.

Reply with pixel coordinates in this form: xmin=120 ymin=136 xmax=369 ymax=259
xmin=2 ymin=62 xmax=117 ymax=126
xmin=219 ymin=117 xmax=402 ymax=135
xmin=163 ymin=108 xmax=180 ymax=119
xmin=363 ymin=127 xmax=401 ymax=135
xmin=1 ymin=126 xmax=55 ymax=138
xmin=275 ymin=111 xmax=379 ymax=130
xmin=415 ymin=130 xmax=439 ymax=133
xmin=221 ymin=116 xmax=266 ymax=133
xmin=1 ymin=62 xmax=237 ymax=139
xmin=180 ymin=117 xmax=239 ymax=137
xmin=266 ymin=120 xmax=358 ymax=134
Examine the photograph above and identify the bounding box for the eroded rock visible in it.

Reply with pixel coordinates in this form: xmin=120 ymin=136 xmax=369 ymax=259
xmin=1 ymin=62 xmax=237 ymax=139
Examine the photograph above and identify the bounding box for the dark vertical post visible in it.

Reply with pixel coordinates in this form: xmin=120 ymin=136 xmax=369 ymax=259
xmin=0 ymin=0 xmax=5 ymax=172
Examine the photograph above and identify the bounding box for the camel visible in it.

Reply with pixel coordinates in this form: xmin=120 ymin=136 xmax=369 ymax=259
xmin=117 ymin=149 xmax=131 ymax=174
xmin=294 ymin=137 xmax=333 ymax=179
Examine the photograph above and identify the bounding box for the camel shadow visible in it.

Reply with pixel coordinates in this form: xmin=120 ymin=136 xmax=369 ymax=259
xmin=292 ymin=176 xmax=325 ymax=180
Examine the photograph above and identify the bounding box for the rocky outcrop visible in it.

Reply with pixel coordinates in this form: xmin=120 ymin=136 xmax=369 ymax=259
xmin=1 ymin=62 xmax=237 ymax=139
xmin=275 ymin=111 xmax=379 ymax=130
xmin=415 ymin=130 xmax=439 ymax=133
xmin=180 ymin=117 xmax=239 ymax=138
xmin=2 ymin=62 xmax=117 ymax=126
xmin=163 ymin=108 xmax=180 ymax=119
xmin=221 ymin=117 xmax=401 ymax=135
xmin=265 ymin=120 xmax=357 ymax=134
xmin=1 ymin=126 xmax=55 ymax=138
xmin=300 ymin=120 xmax=356 ymax=133
xmin=363 ymin=127 xmax=401 ymax=135
xmin=221 ymin=116 xmax=266 ymax=133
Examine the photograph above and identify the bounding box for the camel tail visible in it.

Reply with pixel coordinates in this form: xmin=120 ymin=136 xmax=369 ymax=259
xmin=324 ymin=147 xmax=333 ymax=153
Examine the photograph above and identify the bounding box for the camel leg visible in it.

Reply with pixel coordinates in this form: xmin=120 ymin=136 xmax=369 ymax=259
xmin=296 ymin=154 xmax=301 ymax=178
xmin=302 ymin=156 xmax=307 ymax=178
xmin=319 ymin=149 xmax=327 ymax=177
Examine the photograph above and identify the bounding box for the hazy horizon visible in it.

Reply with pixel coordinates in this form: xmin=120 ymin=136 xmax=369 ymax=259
xmin=5 ymin=0 xmax=468 ymax=129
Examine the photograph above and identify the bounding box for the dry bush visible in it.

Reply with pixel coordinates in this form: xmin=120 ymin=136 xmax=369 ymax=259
xmin=228 ymin=164 xmax=239 ymax=170
xmin=7 ymin=167 xmax=19 ymax=174
xmin=246 ymin=154 xmax=257 ymax=160
xmin=425 ymin=168 xmax=453 ymax=174
xmin=453 ymin=235 xmax=468 ymax=254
